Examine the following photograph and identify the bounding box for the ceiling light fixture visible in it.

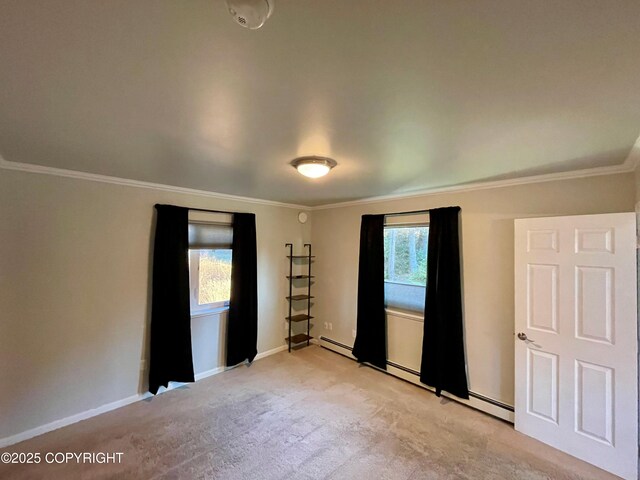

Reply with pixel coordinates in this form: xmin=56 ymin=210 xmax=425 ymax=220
xmin=226 ymin=0 xmax=274 ymax=30
xmin=291 ymin=156 xmax=337 ymax=179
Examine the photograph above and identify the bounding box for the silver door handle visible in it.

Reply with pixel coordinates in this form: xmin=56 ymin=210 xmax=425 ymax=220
xmin=517 ymin=332 xmax=531 ymax=341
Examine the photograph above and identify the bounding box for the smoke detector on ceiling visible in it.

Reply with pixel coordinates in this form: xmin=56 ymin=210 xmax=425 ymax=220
xmin=226 ymin=0 xmax=274 ymax=30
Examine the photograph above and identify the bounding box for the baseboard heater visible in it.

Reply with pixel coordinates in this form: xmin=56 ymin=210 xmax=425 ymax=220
xmin=319 ymin=336 xmax=514 ymax=422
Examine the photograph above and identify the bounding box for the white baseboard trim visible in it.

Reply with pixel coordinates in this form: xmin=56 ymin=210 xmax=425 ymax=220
xmin=319 ymin=336 xmax=515 ymax=423
xmin=0 ymin=394 xmax=141 ymax=449
xmin=195 ymin=366 xmax=225 ymax=381
xmin=0 ymin=344 xmax=288 ymax=449
xmin=255 ymin=344 xmax=288 ymax=360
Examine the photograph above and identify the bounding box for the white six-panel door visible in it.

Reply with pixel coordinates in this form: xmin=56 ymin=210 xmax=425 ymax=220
xmin=514 ymin=213 xmax=637 ymax=480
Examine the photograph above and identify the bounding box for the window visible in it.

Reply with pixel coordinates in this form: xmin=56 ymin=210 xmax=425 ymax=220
xmin=189 ymin=249 xmax=232 ymax=313
xmin=188 ymin=213 xmax=233 ymax=314
xmin=384 ymin=223 xmax=429 ymax=313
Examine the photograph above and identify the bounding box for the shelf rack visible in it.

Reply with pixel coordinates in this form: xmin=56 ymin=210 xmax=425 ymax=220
xmin=285 ymin=243 xmax=313 ymax=352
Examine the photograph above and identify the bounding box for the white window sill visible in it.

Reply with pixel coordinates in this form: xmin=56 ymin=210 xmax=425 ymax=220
xmin=191 ymin=305 xmax=229 ymax=318
xmin=385 ymin=308 xmax=424 ymax=322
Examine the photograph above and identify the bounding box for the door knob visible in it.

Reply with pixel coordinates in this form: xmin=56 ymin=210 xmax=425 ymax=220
xmin=517 ymin=332 xmax=529 ymax=341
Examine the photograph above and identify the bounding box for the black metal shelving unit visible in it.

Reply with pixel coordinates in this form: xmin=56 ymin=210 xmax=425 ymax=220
xmin=285 ymin=243 xmax=314 ymax=352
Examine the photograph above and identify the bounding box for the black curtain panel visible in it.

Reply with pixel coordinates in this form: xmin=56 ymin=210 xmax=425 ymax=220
xmin=148 ymin=204 xmax=195 ymax=395
xmin=420 ymin=206 xmax=469 ymax=399
xmin=352 ymin=214 xmax=387 ymax=370
xmin=226 ymin=213 xmax=258 ymax=367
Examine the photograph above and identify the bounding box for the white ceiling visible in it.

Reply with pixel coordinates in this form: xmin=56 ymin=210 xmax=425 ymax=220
xmin=1 ymin=0 xmax=639 ymax=206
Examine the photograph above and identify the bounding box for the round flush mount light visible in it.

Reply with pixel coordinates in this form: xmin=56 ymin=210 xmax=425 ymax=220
xmin=291 ymin=156 xmax=337 ymax=179
xmin=226 ymin=0 xmax=274 ymax=30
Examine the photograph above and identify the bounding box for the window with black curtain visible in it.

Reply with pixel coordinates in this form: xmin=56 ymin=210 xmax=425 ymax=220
xmin=384 ymin=214 xmax=429 ymax=315
xmin=188 ymin=214 xmax=233 ymax=314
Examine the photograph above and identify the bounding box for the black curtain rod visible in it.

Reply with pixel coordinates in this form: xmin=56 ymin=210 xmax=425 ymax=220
xmin=384 ymin=209 xmax=430 ymax=217
xmin=188 ymin=207 xmax=237 ymax=215
xmin=154 ymin=204 xmax=241 ymax=215
xmin=384 ymin=205 xmax=460 ymax=217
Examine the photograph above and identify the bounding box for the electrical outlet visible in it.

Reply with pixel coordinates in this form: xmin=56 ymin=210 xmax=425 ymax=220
xmin=324 ymin=322 xmax=328 ymax=330
xmin=328 ymin=322 xmax=333 ymax=331
xmin=352 ymin=329 xmax=357 ymax=338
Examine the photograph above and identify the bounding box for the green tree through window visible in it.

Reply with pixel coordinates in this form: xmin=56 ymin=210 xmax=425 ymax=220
xmin=384 ymin=225 xmax=429 ymax=313
xmin=384 ymin=226 xmax=428 ymax=285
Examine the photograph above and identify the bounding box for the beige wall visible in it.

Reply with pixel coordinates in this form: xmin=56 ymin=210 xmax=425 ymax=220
xmin=311 ymin=173 xmax=635 ymax=405
xmin=0 ymin=168 xmax=310 ymax=440
xmin=0 ymin=167 xmax=635 ymax=441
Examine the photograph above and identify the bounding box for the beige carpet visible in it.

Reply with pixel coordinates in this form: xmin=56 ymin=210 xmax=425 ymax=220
xmin=0 ymin=346 xmax=616 ymax=480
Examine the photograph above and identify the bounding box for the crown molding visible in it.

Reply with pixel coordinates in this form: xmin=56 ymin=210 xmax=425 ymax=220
xmin=1 ymin=150 xmax=637 ymax=211
xmin=0 ymin=156 xmax=307 ymax=210
xmin=623 ymin=136 xmax=640 ymax=172
xmin=310 ymin=160 xmax=637 ymax=211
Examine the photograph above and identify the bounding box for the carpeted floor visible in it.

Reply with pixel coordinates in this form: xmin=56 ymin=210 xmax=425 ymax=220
xmin=0 ymin=346 xmax=616 ymax=479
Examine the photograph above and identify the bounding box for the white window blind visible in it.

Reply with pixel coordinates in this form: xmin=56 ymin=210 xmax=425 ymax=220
xmin=188 ymin=222 xmax=233 ymax=249
xmin=384 ymin=282 xmax=426 ymax=313
xmin=187 ymin=211 xmax=233 ymax=249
